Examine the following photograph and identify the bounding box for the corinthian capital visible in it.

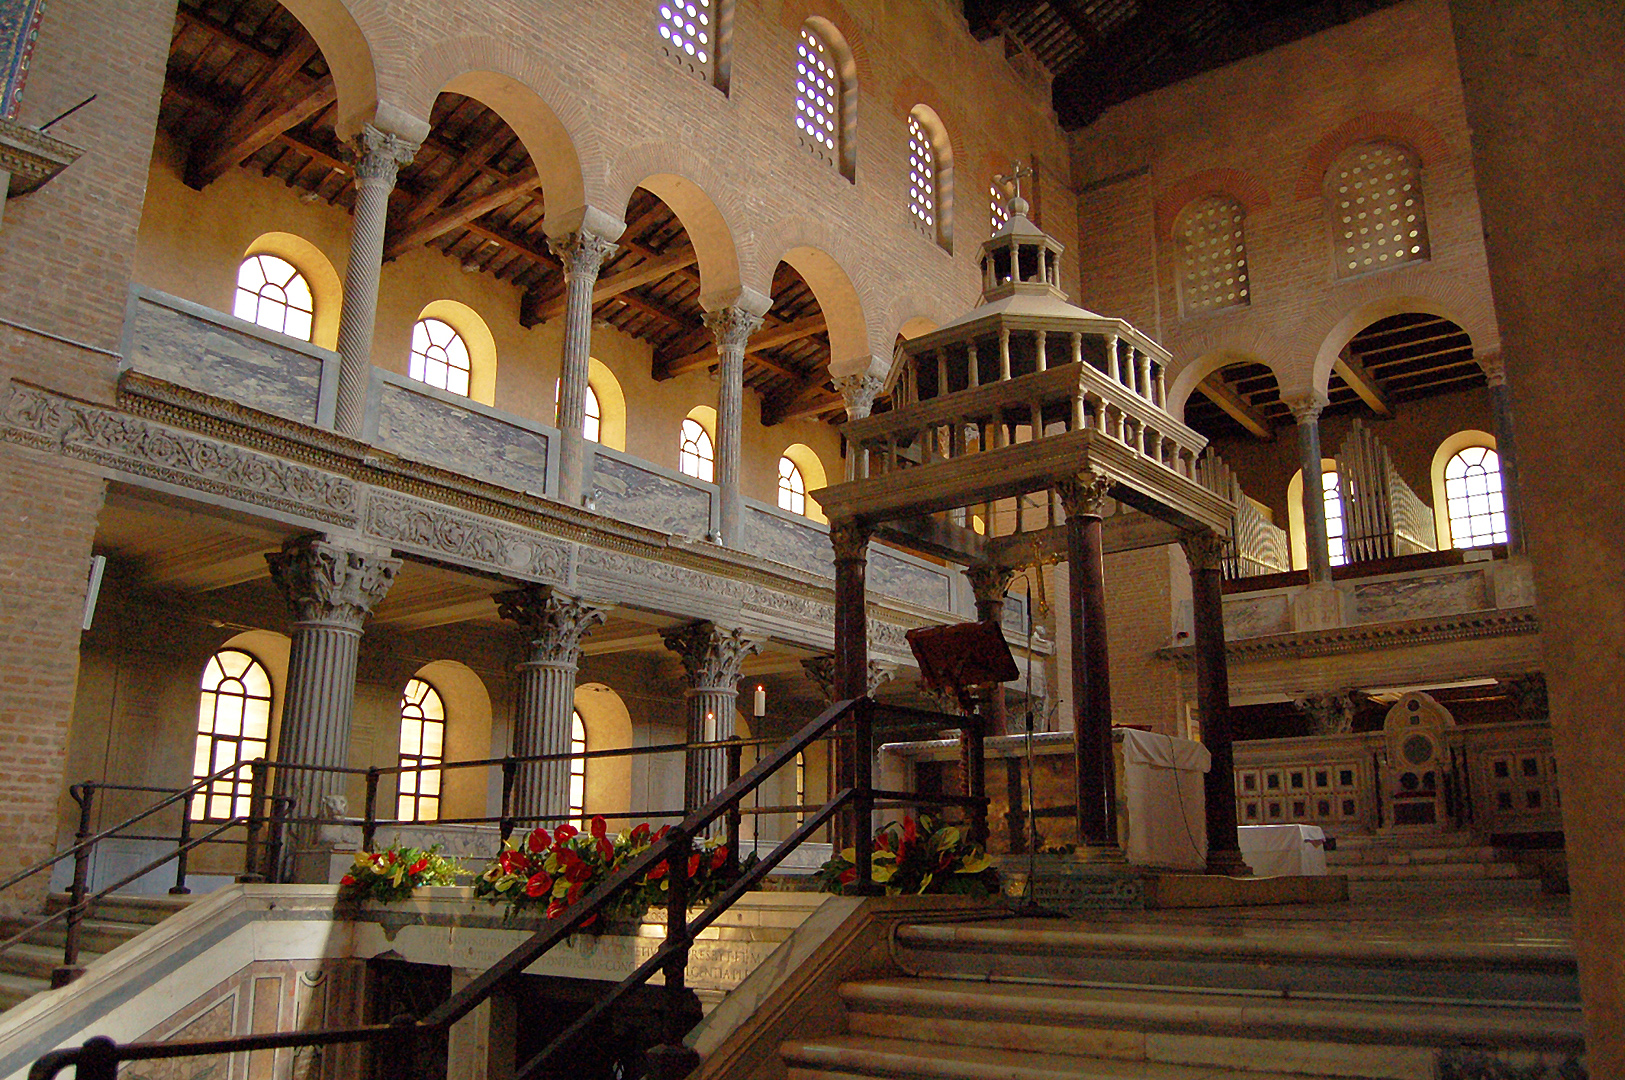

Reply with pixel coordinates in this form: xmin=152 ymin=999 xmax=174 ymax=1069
xmin=1281 ymin=391 xmax=1328 ymax=425
xmin=834 ymin=372 xmax=887 ymax=420
xmin=829 ymin=516 xmax=872 ymax=561
xmin=703 ymin=306 xmax=765 ymax=352
xmin=1055 ymin=473 xmax=1114 ymax=519
xmin=548 ymin=230 xmax=619 ymax=281
xmin=801 ymin=656 xmax=897 ymax=703
xmin=1178 ymin=529 xmax=1228 ymax=572
xmin=495 ymin=584 xmax=611 ymax=665
xmin=965 ymin=563 xmax=1015 ymax=605
xmin=662 ymin=621 xmax=764 ymax=693
xmin=267 ymin=536 xmax=400 ymax=631
xmin=1478 ymin=351 xmax=1507 ymax=388
xmin=351 ymin=123 xmax=418 ymax=184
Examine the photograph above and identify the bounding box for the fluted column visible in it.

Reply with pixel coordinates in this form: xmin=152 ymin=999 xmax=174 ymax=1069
xmin=548 ymin=229 xmax=618 ymax=506
xmin=1181 ymin=530 xmax=1250 ymax=876
xmin=496 ymin=586 xmax=610 ymax=824
xmin=1480 ymin=354 xmax=1526 ymax=555
xmin=1286 ymin=393 xmax=1333 ymax=583
xmin=333 ymin=125 xmax=418 ymax=436
xmin=704 ymin=307 xmax=765 ymax=546
xmin=1057 ymin=474 xmax=1120 ymax=853
xmin=662 ymin=622 xmax=764 ymax=812
xmin=266 ymin=536 xmax=399 ymax=872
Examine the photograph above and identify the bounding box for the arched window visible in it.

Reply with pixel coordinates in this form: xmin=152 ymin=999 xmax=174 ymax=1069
xmin=397 ymin=678 xmax=446 ymax=822
xmin=907 ymin=117 xmax=936 ymax=237
xmin=1323 ymin=469 xmax=1349 ymax=567
xmin=570 ymin=710 xmax=588 ymax=825
xmin=656 ymin=1 xmax=715 ymax=84
xmin=1444 ymin=446 xmax=1508 ymax=548
xmin=584 ymin=384 xmax=602 ymax=443
xmin=190 ymin=648 xmax=273 ymax=821
xmin=1329 ymin=142 xmax=1429 ymax=278
xmin=778 ymin=455 xmax=807 ymax=515
xmin=1175 ymin=196 xmax=1250 ymax=317
xmin=679 ymin=417 xmax=714 ymax=481
xmin=990 ymin=180 xmax=1011 ymax=234
xmin=409 ymin=317 xmax=472 ymax=396
xmin=233 ymin=254 xmax=314 ymax=341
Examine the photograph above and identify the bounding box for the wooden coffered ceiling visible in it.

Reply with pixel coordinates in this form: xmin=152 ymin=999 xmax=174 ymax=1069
xmin=159 ymin=0 xmax=845 ymax=425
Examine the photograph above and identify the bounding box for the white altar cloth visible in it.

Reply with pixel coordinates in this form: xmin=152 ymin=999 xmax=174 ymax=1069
xmin=1118 ymin=728 xmax=1210 ymax=871
xmin=1237 ymin=823 xmax=1328 ymax=876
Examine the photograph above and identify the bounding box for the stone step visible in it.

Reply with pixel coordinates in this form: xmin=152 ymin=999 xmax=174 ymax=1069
xmin=0 ymin=942 xmax=93 ymax=983
xmin=0 ymin=916 xmax=147 ymax=956
xmin=0 ymin=973 xmax=46 ymax=1014
xmin=1333 ymin=861 xmax=1530 ymax=882
xmin=1324 ymin=846 xmax=1506 ymax=866
xmin=1329 ymin=833 xmax=1484 ymax=850
xmin=892 ymin=922 xmax=1579 ymax=1006
xmin=42 ymin=892 xmax=193 ymax=926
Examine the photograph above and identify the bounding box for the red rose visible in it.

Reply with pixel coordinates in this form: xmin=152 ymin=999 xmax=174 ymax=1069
xmin=527 ymin=828 xmax=551 ymax=853
xmin=340 ymin=875 xmax=356 ymax=886
xmin=409 ymin=858 xmax=429 ymax=876
xmin=524 ymin=872 xmax=553 ymax=898
xmin=710 ymin=846 xmax=728 ymax=870
xmin=590 ymin=815 xmax=608 ymax=840
xmin=688 ymin=853 xmax=702 ymax=878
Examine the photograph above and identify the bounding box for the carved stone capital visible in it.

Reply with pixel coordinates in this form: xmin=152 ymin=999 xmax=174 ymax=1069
xmin=351 ymin=123 xmax=418 ymax=184
xmin=662 ymin=621 xmax=764 ymax=693
xmin=703 ymin=306 xmax=765 ymax=352
xmin=1478 ymin=351 xmax=1507 ymax=388
xmin=548 ymin=230 xmax=619 ymax=282
xmin=1295 ymin=690 xmax=1355 ymax=735
xmin=1179 ymin=529 xmax=1228 ymax=572
xmin=965 ymin=563 xmax=1015 ymax=605
xmin=834 ymin=372 xmax=887 ymax=420
xmin=267 ymin=536 xmax=400 ymax=631
xmin=495 ymin=584 xmax=611 ymax=665
xmin=801 ymin=656 xmax=897 ymax=702
xmin=1054 ymin=474 xmax=1114 ymax=519
xmin=829 ymin=517 xmax=873 ymax=561
xmin=1282 ymin=392 xmax=1328 ymax=425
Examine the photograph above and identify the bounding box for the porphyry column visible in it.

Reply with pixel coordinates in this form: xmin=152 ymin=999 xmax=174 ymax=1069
xmin=333 ymin=124 xmax=418 ymax=437
xmin=662 ymin=622 xmax=763 ymax=812
xmin=704 ymin=306 xmax=764 ymax=547
xmin=1057 ymin=474 xmax=1119 ymax=852
xmin=549 ymin=229 xmax=618 ymax=506
xmin=1286 ymin=393 xmax=1333 ymax=583
xmin=1181 ymin=530 xmax=1250 ymax=876
xmin=266 ymin=536 xmax=399 ymax=862
xmin=496 ymin=585 xmax=610 ymax=824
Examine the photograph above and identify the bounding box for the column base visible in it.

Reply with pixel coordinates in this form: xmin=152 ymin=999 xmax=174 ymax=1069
xmin=287 ymin=839 xmax=342 ymax=884
xmin=1204 ymin=848 xmax=1253 ymax=877
xmin=1071 ymin=843 xmax=1128 ymax=865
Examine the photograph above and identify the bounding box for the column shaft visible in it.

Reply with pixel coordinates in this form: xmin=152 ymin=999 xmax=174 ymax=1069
xmin=1059 ymin=477 xmax=1116 ymax=848
xmin=1184 ymin=532 xmax=1248 ymax=875
xmin=1291 ymin=398 xmax=1333 ymax=582
xmin=1488 ymin=377 xmax=1527 ymax=555
xmin=662 ymin=622 xmax=763 ymax=815
xmin=277 ymin=623 xmax=364 ymax=819
xmin=550 ymin=232 xmax=617 ymax=505
xmin=705 ymin=308 xmax=763 ymax=546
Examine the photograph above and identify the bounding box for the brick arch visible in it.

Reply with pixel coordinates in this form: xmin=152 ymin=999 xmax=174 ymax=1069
xmin=1308 ymin=289 xmax=1499 ymax=399
xmin=278 ymin=0 xmax=378 ymax=138
xmin=1296 ymin=111 xmax=1453 ymax=200
xmin=1154 ymin=168 xmax=1272 ymax=241
xmin=604 ymin=143 xmax=748 ymax=307
xmin=778 ymin=0 xmax=874 ymax=90
xmin=888 ymin=76 xmax=963 ymax=134
xmin=1166 ymin=330 xmax=1295 ymax=420
xmin=398 ymin=37 xmax=603 ymax=223
xmin=754 ymin=218 xmax=876 ymax=376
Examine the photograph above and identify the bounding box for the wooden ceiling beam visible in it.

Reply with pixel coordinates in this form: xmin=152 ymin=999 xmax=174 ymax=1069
xmin=185 ymin=78 xmax=335 ymax=189
xmin=765 ymin=382 xmax=842 ymax=425
xmin=460 ymin=220 xmax=559 ymax=269
xmin=527 ymin=248 xmax=698 ymax=323
xmin=1196 ymin=374 xmax=1275 ymax=440
xmin=383 ymin=167 xmax=541 ymax=259
xmin=610 ymin=289 xmax=694 ymax=331
xmin=1333 ymin=348 xmax=1393 ymax=417
xmin=661 ymin=313 xmax=827 ymax=378
xmin=405 ymin=124 xmax=517 ymax=229
xmin=173 ymin=7 xmax=281 ymax=62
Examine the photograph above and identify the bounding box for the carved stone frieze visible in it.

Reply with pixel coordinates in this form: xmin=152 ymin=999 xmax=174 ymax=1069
xmin=266 ymin=536 xmax=400 ymax=631
xmin=495 ymin=584 xmax=610 ymax=665
xmin=662 ymin=621 xmax=765 ymax=693
xmin=364 ymin=491 xmax=568 ymax=582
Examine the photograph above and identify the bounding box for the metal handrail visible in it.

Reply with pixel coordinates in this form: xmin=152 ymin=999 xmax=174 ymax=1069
xmin=29 ymin=696 xmax=989 ymax=1080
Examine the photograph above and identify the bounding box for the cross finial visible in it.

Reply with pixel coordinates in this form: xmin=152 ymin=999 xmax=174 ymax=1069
xmin=993 ymin=161 xmax=1034 ymax=214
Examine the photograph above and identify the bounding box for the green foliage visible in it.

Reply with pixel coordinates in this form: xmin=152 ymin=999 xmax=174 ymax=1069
xmin=815 ymin=814 xmax=1000 ymax=897
xmin=339 ymin=845 xmax=460 ymax=903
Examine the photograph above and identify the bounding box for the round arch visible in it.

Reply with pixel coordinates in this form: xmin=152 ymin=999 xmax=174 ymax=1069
xmin=279 ymin=0 xmax=377 ymax=138
xmin=1310 ymin=296 xmax=1483 ymax=399
xmin=1286 ymin=459 xmax=1340 ymax=571
xmin=415 ymin=299 xmax=496 ymax=405
xmin=908 ymin=103 xmax=955 ymax=253
xmin=574 ymin=682 xmax=633 ymax=819
xmin=587 ymin=357 xmax=627 ymax=451
xmin=1430 ymin=429 xmax=1499 ymax=550
xmin=779 ymin=442 xmax=830 ymax=523
xmin=408 ymin=660 xmax=493 ymax=820
xmin=1167 ymin=348 xmax=1285 ymax=421
xmin=607 ymin=164 xmax=744 ymax=306
xmin=242 ymin=233 xmax=342 ymax=350
xmin=777 ymin=245 xmax=870 ymax=377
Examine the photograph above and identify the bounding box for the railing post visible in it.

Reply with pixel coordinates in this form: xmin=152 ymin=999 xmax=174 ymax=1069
xmin=240 ymin=759 xmax=268 ymax=883
xmin=724 ymin=736 xmax=742 ymax=875
xmin=645 ymin=828 xmax=700 ymax=1080
xmin=170 ymin=800 xmax=193 ymax=896
xmin=851 ymin=699 xmax=877 ymax=896
xmin=362 ymin=767 xmax=381 ymax=853
xmin=966 ymin=702 xmax=989 ymax=848
xmin=499 ymin=759 xmax=518 ymax=843
xmin=53 ymin=784 xmax=95 ymax=987
xmin=267 ymin=794 xmax=291 ymax=885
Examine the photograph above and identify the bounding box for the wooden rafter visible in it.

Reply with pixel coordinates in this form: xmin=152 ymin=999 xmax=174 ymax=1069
xmin=184 ymin=27 xmax=332 ymax=189
xmin=1196 ymin=373 xmax=1274 ymax=440
xmin=1333 ymin=348 xmax=1393 ymax=417
xmin=661 ymin=313 xmax=827 ymax=378
xmin=383 ymin=167 xmax=541 ymax=260
xmin=527 ymin=248 xmax=699 ymax=323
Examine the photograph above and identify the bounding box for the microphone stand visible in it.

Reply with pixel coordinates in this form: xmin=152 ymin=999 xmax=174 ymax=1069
xmin=1009 ymin=570 xmax=1065 ymax=919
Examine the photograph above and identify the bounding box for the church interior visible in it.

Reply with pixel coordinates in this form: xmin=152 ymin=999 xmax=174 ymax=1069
xmin=0 ymin=0 xmax=1619 ymax=1076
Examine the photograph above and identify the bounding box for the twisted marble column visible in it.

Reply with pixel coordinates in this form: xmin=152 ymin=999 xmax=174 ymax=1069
xmin=662 ymin=622 xmax=763 ymax=813
xmin=1057 ymin=474 xmax=1118 ymax=851
xmin=266 ymin=536 xmax=400 ymax=847
xmin=1181 ymin=530 xmax=1249 ymax=876
xmin=496 ymin=586 xmax=610 ymax=824
xmin=549 ymin=230 xmax=618 ymax=506
xmin=1286 ymin=393 xmax=1333 ymax=583
xmin=704 ymin=307 xmax=764 ymax=547
xmin=333 ymin=125 xmax=417 ymax=437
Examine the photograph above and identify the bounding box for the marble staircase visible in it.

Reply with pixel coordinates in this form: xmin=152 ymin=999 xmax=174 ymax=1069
xmin=0 ymin=894 xmax=190 ymax=1013
xmin=780 ymin=913 xmax=1585 ymax=1080
xmin=1325 ymin=832 xmax=1545 ymax=882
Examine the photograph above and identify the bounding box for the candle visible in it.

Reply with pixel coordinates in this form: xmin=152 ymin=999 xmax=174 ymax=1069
xmin=754 ymin=684 xmax=767 ymax=717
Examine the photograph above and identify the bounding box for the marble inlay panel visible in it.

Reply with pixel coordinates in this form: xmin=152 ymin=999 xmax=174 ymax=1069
xmin=376 ymin=383 xmax=548 ymax=494
xmin=126 ymin=297 xmax=326 ymax=426
xmin=744 ymin=506 xmax=833 ymax=576
xmin=1355 ymin=570 xmax=1489 ymax=623
xmin=1224 ymin=593 xmax=1291 ymax=639
xmin=870 ymin=549 xmax=953 ymax=612
xmin=591 ymin=453 xmax=711 ymax=537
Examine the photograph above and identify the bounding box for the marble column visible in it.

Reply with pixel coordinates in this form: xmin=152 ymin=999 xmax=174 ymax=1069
xmin=1286 ymin=393 xmax=1333 ymax=583
xmin=1181 ymin=530 xmax=1249 ymax=876
xmin=495 ymin=586 xmax=610 ymax=825
xmin=1480 ymin=354 xmax=1527 ymax=555
xmin=548 ymin=229 xmax=619 ymax=506
xmin=835 ymin=369 xmax=887 ymax=480
xmin=662 ymin=622 xmax=763 ymax=812
xmin=704 ymin=307 xmax=765 ymax=547
xmin=966 ymin=563 xmax=1015 ymax=736
xmin=265 ymin=536 xmax=399 ymax=875
xmin=830 ymin=518 xmax=872 ymax=849
xmin=1056 ymin=474 xmax=1119 ymax=852
xmin=333 ymin=125 xmax=417 ymax=437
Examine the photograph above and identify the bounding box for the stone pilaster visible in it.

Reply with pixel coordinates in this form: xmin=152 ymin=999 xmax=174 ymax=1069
xmin=266 ymin=536 xmax=399 ymax=878
xmin=662 ymin=622 xmax=764 ymax=812
xmin=495 ymin=586 xmax=610 ymax=823
xmin=333 ymin=125 xmax=418 ymax=437
xmin=1284 ymin=392 xmax=1332 ymax=583
xmin=548 ymin=229 xmax=619 ymax=506
xmin=704 ymin=307 xmax=765 ymax=547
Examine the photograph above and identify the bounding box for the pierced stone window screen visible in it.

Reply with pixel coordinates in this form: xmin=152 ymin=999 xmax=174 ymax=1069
xmin=907 ymin=116 xmax=936 ymax=238
xmin=679 ymin=417 xmax=714 ymax=481
xmin=409 ymin=318 xmax=472 ymax=396
xmin=234 ymin=254 xmax=314 ymax=342
xmin=397 ymin=678 xmax=446 ymax=822
xmin=1176 ymin=196 xmax=1250 ymax=317
xmin=989 ymin=181 xmax=1010 ymax=234
xmin=778 ymin=455 xmax=807 ymax=515
xmin=570 ymin=711 xmax=588 ymax=825
xmin=1323 ymin=469 xmax=1349 ymax=567
xmin=1445 ymin=446 xmax=1508 ymax=548
xmin=584 ymin=384 xmax=603 ymax=443
xmin=191 ymin=649 xmax=273 ymax=821
xmin=1330 ymin=143 xmax=1429 ymax=278
xmin=794 ymin=26 xmax=840 ymax=170
xmin=657 ymin=1 xmax=714 ymax=83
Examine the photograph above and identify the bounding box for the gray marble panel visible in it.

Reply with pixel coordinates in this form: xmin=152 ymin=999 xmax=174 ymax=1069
xmin=592 ymin=453 xmax=711 ymax=537
xmin=125 ymin=296 xmax=326 ymax=424
xmin=744 ymin=506 xmax=834 ymax=577
xmin=1224 ymin=593 xmax=1292 ymax=639
xmin=870 ymin=548 xmax=953 ymax=611
xmin=1354 ymin=569 xmax=1490 ymax=622
xmin=375 ymin=383 xmax=548 ymax=493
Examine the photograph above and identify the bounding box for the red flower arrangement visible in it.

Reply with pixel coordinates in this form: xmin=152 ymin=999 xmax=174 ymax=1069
xmin=475 ymin=815 xmax=739 ymax=927
xmin=815 ymin=814 xmax=999 ymax=897
xmin=339 ymin=844 xmax=461 ymax=903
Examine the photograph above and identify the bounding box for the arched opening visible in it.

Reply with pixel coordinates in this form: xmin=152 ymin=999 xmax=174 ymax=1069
xmin=1181 ymin=359 xmax=1287 ymax=442
xmin=574 ymin=682 xmax=633 ymax=823
xmin=1287 ymin=460 xmax=1348 ymax=571
xmin=189 ymin=645 xmax=275 ymax=821
xmin=1431 ymin=430 xmax=1506 ymax=550
xmin=680 ymin=405 xmax=717 ymax=481
xmin=395 ymin=676 xmax=446 ymax=822
xmin=1326 ymin=141 xmax=1429 ymax=279
xmin=1172 ymin=195 xmax=1249 ymax=318
xmin=240 ymin=233 xmax=343 ymax=348
xmin=779 ymin=442 xmax=830 ymax=522
xmin=410 ymin=659 xmax=493 ymax=820
xmin=907 ymin=104 xmax=954 ymax=253
xmin=795 ymin=18 xmax=857 ymax=181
